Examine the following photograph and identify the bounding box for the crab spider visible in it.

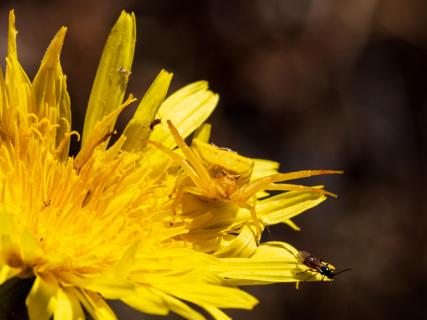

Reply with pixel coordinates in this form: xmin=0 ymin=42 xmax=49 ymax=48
xmin=148 ymin=120 xmax=341 ymax=237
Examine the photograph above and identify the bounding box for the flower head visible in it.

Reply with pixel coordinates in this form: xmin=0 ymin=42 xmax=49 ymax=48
xmin=0 ymin=10 xmax=341 ymax=319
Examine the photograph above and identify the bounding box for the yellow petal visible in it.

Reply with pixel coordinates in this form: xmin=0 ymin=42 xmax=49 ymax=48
xmin=32 ymin=27 xmax=67 ymax=117
xmin=32 ymin=26 xmax=71 ymax=159
xmin=0 ymin=207 xmax=43 ymax=272
xmin=83 ymin=277 xmax=135 ymax=299
xmin=121 ymin=286 xmax=169 ymax=315
xmin=257 ymin=190 xmax=326 ymax=226
xmin=216 ymin=242 xmax=299 ymax=285
xmin=122 ymin=69 xmax=172 ymax=152
xmin=202 ymin=305 xmax=232 ymax=320
xmin=155 ymin=283 xmax=258 ymax=310
xmin=75 ymin=290 xmax=117 ymax=320
xmin=251 ymin=159 xmax=279 ymax=180
xmin=282 ymin=218 xmax=301 ymax=231
xmin=53 ymin=288 xmax=84 ymax=320
xmin=82 ymin=11 xmax=136 ymax=147
xmin=193 ymin=123 xmax=212 ymax=142
xmin=19 ymin=227 xmax=44 ymax=264
xmin=26 ymin=275 xmax=57 ymax=320
xmin=74 ymin=95 xmax=136 ymax=170
xmin=0 ymin=66 xmax=7 ymax=118
xmin=5 ymin=10 xmax=31 ymax=113
xmin=154 ymin=290 xmax=205 ymax=320
xmin=0 ymin=265 xmax=21 ymax=285
xmin=214 ymin=225 xmax=257 ymax=258
xmin=150 ymin=81 xmax=219 ymax=148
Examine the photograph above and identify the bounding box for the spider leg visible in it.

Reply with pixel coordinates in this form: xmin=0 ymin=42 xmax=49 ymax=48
xmin=147 ymin=140 xmax=207 ymax=190
xmin=167 ymin=120 xmax=212 ymax=183
xmin=238 ymin=170 xmax=341 ymax=200
xmin=237 ymin=180 xmax=336 ymax=200
xmin=238 ymin=200 xmax=263 ymax=243
xmin=169 ymin=185 xmax=208 ymax=225
xmin=265 ymin=183 xmax=337 ymax=198
xmin=170 ymin=186 xmax=184 ymax=226
xmin=261 ymin=170 xmax=342 ymax=184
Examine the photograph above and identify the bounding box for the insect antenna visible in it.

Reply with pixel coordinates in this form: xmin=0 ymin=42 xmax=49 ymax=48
xmin=334 ymin=268 xmax=352 ymax=276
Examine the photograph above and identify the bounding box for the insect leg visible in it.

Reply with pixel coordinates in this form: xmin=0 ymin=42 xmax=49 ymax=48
xmin=296 ymin=269 xmax=310 ymax=275
xmin=302 ymin=271 xmax=319 ymax=282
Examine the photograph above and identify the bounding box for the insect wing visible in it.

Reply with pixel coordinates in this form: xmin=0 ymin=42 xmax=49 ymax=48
xmin=296 ymin=251 xmax=311 ymax=263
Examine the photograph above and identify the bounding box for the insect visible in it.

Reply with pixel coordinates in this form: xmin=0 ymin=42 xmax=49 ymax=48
xmin=297 ymin=250 xmax=351 ymax=281
xmin=117 ymin=66 xmax=132 ymax=77
xmin=149 ymin=118 xmax=161 ymax=130
xmin=148 ymin=120 xmax=341 ymax=235
xmin=41 ymin=199 xmax=52 ymax=209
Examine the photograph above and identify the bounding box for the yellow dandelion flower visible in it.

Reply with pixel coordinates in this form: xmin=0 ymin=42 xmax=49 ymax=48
xmin=0 ymin=10 xmax=342 ymax=320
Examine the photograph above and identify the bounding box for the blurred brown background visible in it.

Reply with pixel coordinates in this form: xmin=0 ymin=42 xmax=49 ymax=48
xmin=1 ymin=0 xmax=426 ymax=319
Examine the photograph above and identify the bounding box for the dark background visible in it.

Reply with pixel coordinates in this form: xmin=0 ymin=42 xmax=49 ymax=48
xmin=1 ymin=1 xmax=426 ymax=319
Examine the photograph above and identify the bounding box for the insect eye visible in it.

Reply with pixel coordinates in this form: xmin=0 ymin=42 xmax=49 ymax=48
xmin=320 ymin=266 xmax=329 ymax=272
